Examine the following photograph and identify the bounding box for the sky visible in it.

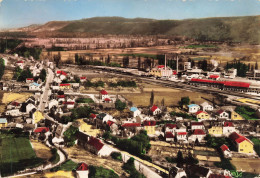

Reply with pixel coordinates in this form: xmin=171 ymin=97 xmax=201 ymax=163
xmin=0 ymin=0 xmax=260 ymax=29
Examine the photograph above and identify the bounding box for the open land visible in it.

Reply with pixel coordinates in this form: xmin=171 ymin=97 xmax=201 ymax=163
xmin=231 ymin=158 xmax=260 ymax=174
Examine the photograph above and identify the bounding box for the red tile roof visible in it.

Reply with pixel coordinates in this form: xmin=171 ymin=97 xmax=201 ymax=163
xmin=150 ymin=105 xmax=158 ymax=112
xmin=80 ymin=77 xmax=86 ymax=79
xmin=77 ymin=163 xmax=88 ymax=171
xmin=177 ymin=132 xmax=187 ymax=135
xmin=87 ymin=137 xmax=104 ymax=151
xmin=196 ymin=110 xmax=208 ymax=115
xmin=11 ymin=101 xmax=20 ymax=106
xmin=121 ymin=123 xmax=141 ymax=127
xmin=217 ymin=110 xmax=225 ymax=115
xmin=100 ymin=89 xmax=108 ymax=95
xmin=165 ymin=132 xmax=175 ymax=138
xmin=144 ymin=120 xmax=156 ymax=126
xmin=107 ymin=120 xmax=114 ymax=127
xmin=57 ymin=95 xmax=65 ymax=98
xmin=57 ymin=71 xmax=67 ymax=76
xmin=224 ymin=121 xmax=234 ymax=127
xmin=90 ymin=113 xmax=97 ymax=119
xmin=220 ymin=144 xmax=229 ymax=151
xmin=60 ymin=83 xmax=70 ymax=86
xmin=26 ymin=78 xmax=34 ymax=80
xmin=16 ymin=61 xmax=24 ymax=63
xmin=104 ymin=98 xmax=111 ymax=101
xmin=191 ymin=78 xmax=250 ymax=88
xmin=191 ymin=122 xmax=204 ymax=126
xmin=173 ymin=70 xmax=177 ymax=75
xmin=209 ymin=75 xmax=220 ymax=79
xmin=193 ymin=129 xmax=206 ymax=135
xmin=63 ymin=101 xmax=75 ymax=105
xmin=229 ymin=132 xmax=253 ymax=144
xmin=165 ymin=123 xmax=177 ymax=129
xmin=34 ymin=127 xmax=49 ymax=133
xmin=157 ymin=65 xmax=165 ymax=69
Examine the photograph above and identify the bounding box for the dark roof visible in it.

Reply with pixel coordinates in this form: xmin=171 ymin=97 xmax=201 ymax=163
xmin=191 ymin=122 xmax=204 ymax=126
xmin=229 ymin=132 xmax=253 ymax=144
xmin=193 ymin=129 xmax=206 ymax=135
xmin=165 ymin=132 xmax=175 ymax=138
xmin=223 ymin=121 xmax=233 ymax=127
xmin=143 ymin=120 xmax=156 ymax=126
xmin=87 ymin=137 xmax=104 ymax=151
xmin=165 ymin=123 xmax=177 ymax=129
xmin=121 ymin=123 xmax=141 ymax=127
xmin=186 ymin=165 xmax=210 ymax=177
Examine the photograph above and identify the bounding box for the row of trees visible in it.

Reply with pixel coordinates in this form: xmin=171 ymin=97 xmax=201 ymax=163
xmin=61 ymin=106 xmax=94 ymax=124
xmin=166 ymin=151 xmax=199 ymax=168
xmin=225 ymin=60 xmax=249 ymax=77
xmin=0 ymin=39 xmax=22 ymax=53
xmin=108 ymin=81 xmax=137 ymax=88
xmin=14 ymin=67 xmax=33 ymax=82
xmin=84 ymin=80 xmax=104 ymax=88
xmin=14 ymin=46 xmax=42 ymax=60
xmin=0 ymin=58 xmax=5 ymax=80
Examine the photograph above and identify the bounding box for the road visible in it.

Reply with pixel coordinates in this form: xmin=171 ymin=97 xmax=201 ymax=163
xmin=39 ymin=68 xmax=54 ymax=112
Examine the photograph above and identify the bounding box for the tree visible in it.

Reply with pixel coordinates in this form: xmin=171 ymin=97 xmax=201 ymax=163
xmin=176 ymin=150 xmax=184 ymax=168
xmin=161 ymin=98 xmax=165 ymax=107
xmin=75 ymin=53 xmax=79 ymax=64
xmin=185 ymin=152 xmax=199 ymax=165
xmin=0 ymin=58 xmax=5 ymax=80
xmin=107 ymin=54 xmax=110 ymax=64
xmin=150 ymin=90 xmax=154 ymax=106
xmin=115 ymin=99 xmax=126 ymax=111
xmin=138 ymin=57 xmax=141 ymax=70
xmin=255 ymin=61 xmax=258 ymax=70
xmin=178 ymin=96 xmax=190 ymax=107
xmin=39 ymin=69 xmax=47 ymax=82
xmin=201 ymin=60 xmax=208 ymax=71
xmin=63 ymin=126 xmax=79 ymax=147
xmin=54 ymin=52 xmax=61 ymax=67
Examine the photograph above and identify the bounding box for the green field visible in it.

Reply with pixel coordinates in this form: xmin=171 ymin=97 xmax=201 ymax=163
xmin=0 ymin=133 xmax=43 ymax=176
xmin=51 ymin=159 xmax=78 ymax=172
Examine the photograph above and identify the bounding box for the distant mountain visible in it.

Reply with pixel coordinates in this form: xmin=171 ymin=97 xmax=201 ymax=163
xmin=6 ymin=16 xmax=260 ymax=43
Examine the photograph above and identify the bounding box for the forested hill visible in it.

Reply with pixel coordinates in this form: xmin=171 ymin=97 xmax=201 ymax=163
xmin=12 ymin=16 xmax=260 ymax=43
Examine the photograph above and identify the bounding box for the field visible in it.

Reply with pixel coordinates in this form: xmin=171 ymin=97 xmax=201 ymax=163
xmin=123 ymin=82 xmax=216 ymax=107
xmin=2 ymin=69 xmax=13 ymax=80
xmin=231 ymin=158 xmax=260 ymax=174
xmin=0 ymin=134 xmax=42 ymax=176
xmin=30 ymin=140 xmax=52 ymax=161
xmin=64 ymin=145 xmax=127 ymax=176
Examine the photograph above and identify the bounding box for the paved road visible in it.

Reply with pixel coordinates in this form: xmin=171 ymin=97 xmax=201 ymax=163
xmin=39 ymin=68 xmax=54 ymax=112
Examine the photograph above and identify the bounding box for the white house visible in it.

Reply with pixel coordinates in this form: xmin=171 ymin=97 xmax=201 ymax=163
xmin=87 ymin=137 xmax=116 ymax=157
xmin=165 ymin=124 xmax=177 ymax=133
xmin=100 ymin=90 xmax=109 ymax=100
xmin=63 ymin=101 xmax=75 ymax=109
xmin=49 ymin=99 xmax=59 ymax=110
xmin=150 ymin=105 xmax=161 ymax=115
xmin=200 ymin=102 xmax=214 ymax=111
xmin=216 ymin=110 xmax=229 ymax=119
xmin=5 ymin=109 xmax=21 ymax=117
xmin=188 ymin=129 xmax=206 ymax=142
xmin=220 ymin=144 xmax=232 ymax=158
xmin=29 ymin=82 xmax=41 ymax=91
xmin=130 ymin=107 xmax=141 ymax=117
xmin=76 ymin=163 xmax=89 ymax=178
xmin=176 ymin=123 xmax=187 ymax=133
xmin=176 ymin=132 xmax=187 ymax=141
xmin=191 ymin=122 xmax=205 ymax=130
xmin=187 ymin=104 xmax=200 ymax=113
xmin=223 ymin=122 xmax=236 ymax=136
xmin=26 ymin=78 xmax=34 ymax=83
xmin=26 ymin=103 xmax=36 ymax=114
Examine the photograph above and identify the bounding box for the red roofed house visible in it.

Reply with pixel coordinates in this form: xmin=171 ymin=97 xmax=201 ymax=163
xmin=26 ymin=78 xmax=34 ymax=83
xmin=220 ymin=144 xmax=232 ymax=158
xmin=121 ymin=123 xmax=141 ymax=137
xmin=63 ymin=101 xmax=75 ymax=109
xmin=191 ymin=122 xmax=205 ymax=130
xmin=100 ymin=90 xmax=109 ymax=100
xmin=223 ymin=122 xmax=236 ymax=136
xmin=16 ymin=61 xmax=24 ymax=69
xmin=33 ymin=127 xmax=50 ymax=140
xmin=196 ymin=110 xmax=210 ymax=120
xmin=150 ymin=105 xmax=161 ymax=115
xmin=59 ymin=83 xmax=71 ymax=90
xmin=209 ymin=75 xmax=220 ymax=80
xmin=104 ymin=98 xmax=111 ymax=103
xmin=76 ymin=163 xmax=89 ymax=178
xmin=80 ymin=76 xmax=87 ymax=82
xmin=176 ymin=132 xmax=187 ymax=141
xmin=165 ymin=123 xmax=177 ymax=133
xmin=143 ymin=120 xmax=156 ymax=135
xmin=165 ymin=132 xmax=175 ymax=142
xmin=87 ymin=137 xmax=115 ymax=157
xmin=34 ymin=127 xmax=49 ymax=133
xmin=229 ymin=132 xmax=254 ymax=154
xmin=56 ymin=70 xmax=67 ymax=80
xmin=216 ymin=110 xmax=229 ymax=119
xmin=188 ymin=129 xmax=206 ymax=142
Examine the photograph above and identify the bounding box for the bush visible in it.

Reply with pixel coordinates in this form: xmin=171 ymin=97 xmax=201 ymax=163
xmin=49 ymin=148 xmax=60 ymax=164
xmin=115 ymin=99 xmax=126 ymax=111
xmin=88 ymin=165 xmax=119 ymax=178
xmin=111 ymin=152 xmax=122 ymax=161
xmin=63 ymin=126 xmax=79 ymax=147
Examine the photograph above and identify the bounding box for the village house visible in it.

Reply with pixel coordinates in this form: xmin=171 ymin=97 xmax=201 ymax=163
xmin=188 ymin=104 xmax=200 ymax=113
xmin=29 ymin=82 xmax=41 ymax=91
xmin=150 ymin=105 xmax=161 ymax=115
xmin=26 ymin=78 xmax=34 ymax=83
xmin=32 ymin=127 xmax=50 ymax=140
xmin=56 ymin=70 xmax=67 ymax=80
xmin=216 ymin=110 xmax=229 ymax=119
xmin=76 ymin=163 xmax=89 ymax=178
xmin=223 ymin=122 xmax=236 ymax=136
xmin=149 ymin=65 xmax=173 ymax=78
xmin=165 ymin=123 xmax=177 ymax=133
xmin=7 ymin=101 xmax=21 ymax=110
xmin=176 ymin=132 xmax=187 ymax=142
xmin=200 ymin=102 xmax=214 ymax=111
xmin=186 ymin=165 xmax=213 ymax=178
xmin=57 ymin=95 xmax=66 ymax=103
xmin=130 ymin=107 xmax=141 ymax=117
xmin=5 ymin=109 xmax=21 ymax=117
xmin=63 ymin=101 xmax=75 ymax=109
xmin=189 ymin=129 xmax=206 ymax=143
xmin=26 ymin=103 xmax=36 ymax=114
xmin=169 ymin=166 xmax=187 ymax=178
xmin=16 ymin=60 xmax=24 ymax=69
xmin=0 ymin=118 xmax=7 ymax=128
xmin=229 ymin=132 xmax=254 ymax=154
xmin=59 ymin=83 xmax=71 ymax=90
xmin=220 ymin=144 xmax=232 ymax=158
xmin=165 ymin=132 xmax=175 ymax=142
xmin=175 ymin=123 xmax=187 ymax=133
xmin=32 ymin=111 xmax=45 ymax=124
xmin=86 ymin=136 xmax=115 ymax=157
xmin=208 ymin=126 xmax=223 ymax=137
xmin=196 ymin=110 xmax=210 ymax=120
xmin=121 ymin=123 xmax=141 ymax=137
xmin=49 ymin=99 xmax=59 ymax=110
xmin=143 ymin=120 xmax=156 ymax=135
xmin=191 ymin=122 xmax=205 ymax=130
xmin=100 ymin=89 xmax=109 ymax=100
xmin=80 ymin=77 xmax=87 ymax=83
